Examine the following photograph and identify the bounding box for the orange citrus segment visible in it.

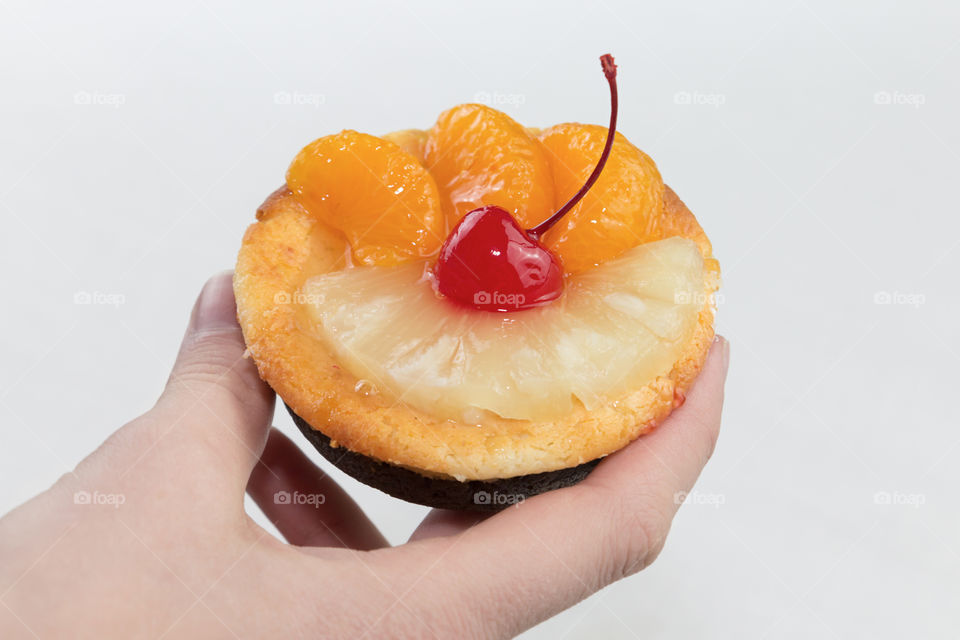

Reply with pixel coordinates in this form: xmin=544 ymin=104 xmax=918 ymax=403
xmin=287 ymin=130 xmax=444 ymax=266
xmin=424 ymin=104 xmax=554 ymax=230
xmin=381 ymin=129 xmax=428 ymax=164
xmin=538 ymin=124 xmax=665 ymax=273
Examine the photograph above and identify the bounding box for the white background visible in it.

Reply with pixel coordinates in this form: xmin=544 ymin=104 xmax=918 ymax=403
xmin=2 ymin=0 xmax=958 ymax=637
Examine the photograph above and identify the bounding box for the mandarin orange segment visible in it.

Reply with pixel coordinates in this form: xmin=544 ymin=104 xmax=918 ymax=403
xmin=424 ymin=104 xmax=554 ymax=230
xmin=381 ymin=129 xmax=428 ymax=164
xmin=538 ymin=123 xmax=665 ymax=273
xmin=286 ymin=130 xmax=444 ymax=266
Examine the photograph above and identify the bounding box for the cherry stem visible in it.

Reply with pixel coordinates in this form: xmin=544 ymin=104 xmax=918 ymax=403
xmin=527 ymin=54 xmax=618 ymax=241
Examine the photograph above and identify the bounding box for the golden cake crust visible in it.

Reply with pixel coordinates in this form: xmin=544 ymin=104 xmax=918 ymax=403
xmin=235 ymin=180 xmax=719 ymax=481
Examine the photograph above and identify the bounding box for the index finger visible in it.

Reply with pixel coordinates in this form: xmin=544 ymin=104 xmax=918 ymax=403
xmin=406 ymin=337 xmax=729 ymax=637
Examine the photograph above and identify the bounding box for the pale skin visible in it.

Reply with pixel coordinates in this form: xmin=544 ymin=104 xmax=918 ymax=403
xmin=0 ymin=272 xmax=729 ymax=639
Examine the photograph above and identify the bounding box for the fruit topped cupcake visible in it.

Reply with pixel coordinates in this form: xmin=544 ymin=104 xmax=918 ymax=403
xmin=234 ymin=55 xmax=720 ymax=509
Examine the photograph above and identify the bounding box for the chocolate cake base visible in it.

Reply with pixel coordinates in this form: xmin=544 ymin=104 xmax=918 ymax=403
xmin=286 ymin=405 xmax=601 ymax=511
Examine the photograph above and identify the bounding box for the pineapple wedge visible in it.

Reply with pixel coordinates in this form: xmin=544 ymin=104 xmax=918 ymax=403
xmin=301 ymin=236 xmax=706 ymax=422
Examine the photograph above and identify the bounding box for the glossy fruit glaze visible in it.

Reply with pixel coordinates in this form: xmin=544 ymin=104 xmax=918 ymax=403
xmin=432 ymin=54 xmax=619 ymax=311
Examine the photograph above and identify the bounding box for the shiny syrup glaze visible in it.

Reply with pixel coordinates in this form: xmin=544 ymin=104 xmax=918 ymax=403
xmin=432 ymin=54 xmax=619 ymax=312
xmin=433 ymin=205 xmax=564 ymax=311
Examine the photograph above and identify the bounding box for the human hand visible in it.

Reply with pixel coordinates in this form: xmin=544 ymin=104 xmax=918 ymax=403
xmin=0 ymin=272 xmax=728 ymax=639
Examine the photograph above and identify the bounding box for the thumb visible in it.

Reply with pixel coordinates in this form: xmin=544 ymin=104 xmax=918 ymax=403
xmin=156 ymin=272 xmax=275 ymax=482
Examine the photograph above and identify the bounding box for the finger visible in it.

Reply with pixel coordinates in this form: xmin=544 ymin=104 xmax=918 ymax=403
xmin=408 ymin=509 xmax=492 ymax=542
xmin=581 ymin=336 xmax=729 ymax=510
xmin=404 ymin=337 xmax=729 ymax=637
xmin=153 ymin=272 xmax=275 ymax=483
xmin=247 ymin=428 xmax=389 ymax=550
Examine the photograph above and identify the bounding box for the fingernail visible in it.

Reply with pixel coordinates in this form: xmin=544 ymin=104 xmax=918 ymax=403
xmin=193 ymin=271 xmax=238 ymax=331
xmin=718 ymin=335 xmax=730 ymax=376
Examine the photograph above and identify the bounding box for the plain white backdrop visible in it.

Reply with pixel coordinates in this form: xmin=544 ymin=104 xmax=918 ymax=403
xmin=2 ymin=0 xmax=958 ymax=637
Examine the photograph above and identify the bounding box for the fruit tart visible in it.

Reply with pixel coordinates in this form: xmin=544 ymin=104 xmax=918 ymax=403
xmin=234 ymin=55 xmax=720 ymax=510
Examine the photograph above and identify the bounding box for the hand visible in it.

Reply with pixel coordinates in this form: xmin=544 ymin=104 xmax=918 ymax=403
xmin=0 ymin=272 xmax=729 ymax=639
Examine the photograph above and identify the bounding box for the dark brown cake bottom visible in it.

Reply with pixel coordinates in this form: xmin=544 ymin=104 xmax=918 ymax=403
xmin=286 ymin=405 xmax=601 ymax=511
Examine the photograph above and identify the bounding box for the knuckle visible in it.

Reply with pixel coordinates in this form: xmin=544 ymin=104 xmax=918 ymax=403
xmin=696 ymin=415 xmax=721 ymax=465
xmin=168 ymin=331 xmax=264 ymax=410
xmin=600 ymin=490 xmax=671 ymax=583
xmin=71 ymin=419 xmax=151 ymax=478
xmin=48 ymin=469 xmax=81 ymax=495
xmin=681 ymin=411 xmax=721 ymax=468
xmin=178 ymin=330 xmax=244 ymax=377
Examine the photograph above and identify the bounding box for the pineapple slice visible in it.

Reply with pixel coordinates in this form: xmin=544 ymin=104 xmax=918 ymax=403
xmin=301 ymin=236 xmax=706 ymax=422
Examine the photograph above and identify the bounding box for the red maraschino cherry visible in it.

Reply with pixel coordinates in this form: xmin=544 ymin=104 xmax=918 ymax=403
xmin=433 ymin=54 xmax=619 ymax=312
